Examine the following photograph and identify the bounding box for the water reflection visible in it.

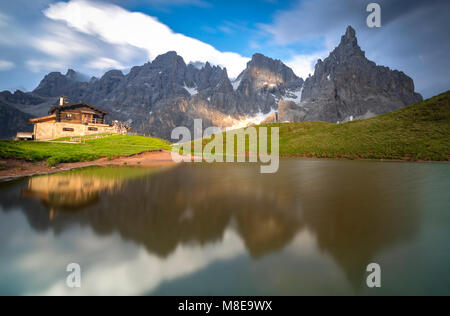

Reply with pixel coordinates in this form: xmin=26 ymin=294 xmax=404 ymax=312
xmin=18 ymin=167 xmax=165 ymax=218
xmin=0 ymin=160 xmax=448 ymax=295
xmin=22 ymin=174 xmax=118 ymax=214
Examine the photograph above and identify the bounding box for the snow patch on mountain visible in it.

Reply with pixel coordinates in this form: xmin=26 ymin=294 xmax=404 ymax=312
xmin=232 ymin=79 xmax=241 ymax=91
xmin=183 ymin=84 xmax=198 ymax=96
xmin=225 ymin=109 xmax=277 ymax=131
xmin=283 ymin=86 xmax=303 ymax=103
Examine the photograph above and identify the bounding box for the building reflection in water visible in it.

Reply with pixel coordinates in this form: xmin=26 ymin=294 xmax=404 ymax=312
xmin=22 ymin=174 xmax=119 ymax=219
xmin=19 ymin=166 xmax=164 ymax=219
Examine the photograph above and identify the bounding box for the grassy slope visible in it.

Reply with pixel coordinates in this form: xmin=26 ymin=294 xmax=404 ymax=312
xmin=275 ymin=91 xmax=450 ymax=161
xmin=194 ymin=91 xmax=450 ymax=161
xmin=0 ymin=135 xmax=172 ymax=166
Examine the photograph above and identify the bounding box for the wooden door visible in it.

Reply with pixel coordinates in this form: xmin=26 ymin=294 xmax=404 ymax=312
xmin=82 ymin=113 xmax=91 ymax=124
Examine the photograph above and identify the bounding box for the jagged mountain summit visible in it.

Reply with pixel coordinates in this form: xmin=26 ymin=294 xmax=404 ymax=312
xmin=146 ymin=52 xmax=304 ymax=139
xmin=235 ymin=53 xmax=304 ymax=102
xmin=297 ymin=26 xmax=423 ymax=123
xmin=0 ymin=26 xmax=422 ymax=140
xmin=33 ymin=69 xmax=89 ymax=98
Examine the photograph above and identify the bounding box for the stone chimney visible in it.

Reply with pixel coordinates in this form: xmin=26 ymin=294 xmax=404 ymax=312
xmin=59 ymin=96 xmax=67 ymax=106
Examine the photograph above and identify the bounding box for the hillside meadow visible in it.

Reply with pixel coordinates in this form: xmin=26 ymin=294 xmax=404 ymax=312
xmin=192 ymin=91 xmax=450 ymax=161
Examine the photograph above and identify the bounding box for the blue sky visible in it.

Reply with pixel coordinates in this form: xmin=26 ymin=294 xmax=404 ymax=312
xmin=0 ymin=0 xmax=449 ymax=97
xmin=131 ymin=0 xmax=324 ymax=56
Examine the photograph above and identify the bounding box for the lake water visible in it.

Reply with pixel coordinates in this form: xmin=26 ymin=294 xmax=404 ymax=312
xmin=0 ymin=159 xmax=449 ymax=296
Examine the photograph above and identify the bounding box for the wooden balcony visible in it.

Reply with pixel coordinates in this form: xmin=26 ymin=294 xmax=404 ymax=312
xmin=82 ymin=117 xmax=104 ymax=125
xmin=60 ymin=116 xmax=104 ymax=125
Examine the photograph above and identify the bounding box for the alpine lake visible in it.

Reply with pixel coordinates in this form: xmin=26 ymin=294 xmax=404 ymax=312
xmin=0 ymin=159 xmax=449 ymax=295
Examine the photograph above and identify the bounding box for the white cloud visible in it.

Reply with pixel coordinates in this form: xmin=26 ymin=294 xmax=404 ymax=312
xmin=32 ymin=36 xmax=95 ymax=60
xmin=43 ymin=0 xmax=249 ymax=77
xmin=286 ymin=51 xmax=328 ymax=80
xmin=30 ymin=21 xmax=104 ymax=64
xmin=0 ymin=12 xmax=11 ymax=26
xmin=0 ymin=60 xmax=15 ymax=71
xmin=0 ymin=12 xmax=28 ymax=47
xmin=26 ymin=59 xmax=66 ymax=73
xmin=24 ymin=227 xmax=245 ymax=296
xmin=86 ymin=57 xmax=126 ymax=70
xmin=20 ymin=15 xmax=145 ymax=77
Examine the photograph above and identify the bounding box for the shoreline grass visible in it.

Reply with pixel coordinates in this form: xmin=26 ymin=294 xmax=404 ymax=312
xmin=0 ymin=134 xmax=172 ymax=166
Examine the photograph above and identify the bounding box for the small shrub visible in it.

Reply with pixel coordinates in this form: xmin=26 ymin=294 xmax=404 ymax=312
xmin=47 ymin=157 xmax=59 ymax=167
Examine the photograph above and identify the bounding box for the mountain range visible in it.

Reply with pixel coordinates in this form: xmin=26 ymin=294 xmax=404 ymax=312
xmin=0 ymin=26 xmax=422 ymax=140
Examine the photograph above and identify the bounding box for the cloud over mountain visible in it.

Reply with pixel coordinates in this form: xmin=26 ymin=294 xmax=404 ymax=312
xmin=43 ymin=0 xmax=249 ymax=78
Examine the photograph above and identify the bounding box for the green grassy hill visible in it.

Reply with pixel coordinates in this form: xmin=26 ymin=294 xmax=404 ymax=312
xmin=194 ymin=91 xmax=450 ymax=161
xmin=275 ymin=91 xmax=450 ymax=161
xmin=0 ymin=135 xmax=172 ymax=166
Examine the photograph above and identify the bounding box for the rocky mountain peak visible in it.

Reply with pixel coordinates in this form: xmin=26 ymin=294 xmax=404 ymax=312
xmin=65 ymin=69 xmax=77 ymax=79
xmin=101 ymin=69 xmax=124 ymax=79
xmin=248 ymin=53 xmax=272 ymax=66
xmin=332 ymin=25 xmax=365 ymax=61
xmin=185 ymin=60 xmax=232 ymax=94
xmin=204 ymin=62 xmax=212 ymax=70
xmin=92 ymin=69 xmax=125 ymax=96
xmin=152 ymin=51 xmax=186 ymax=69
xmin=188 ymin=61 xmax=205 ymax=70
xmin=33 ymin=69 xmax=84 ymax=97
xmin=0 ymin=89 xmax=45 ymax=106
xmin=246 ymin=53 xmax=297 ymax=80
xmin=237 ymin=53 xmax=302 ymax=97
xmin=64 ymin=69 xmax=89 ymax=83
xmin=300 ymin=26 xmax=422 ymax=123
xmin=342 ymin=26 xmax=357 ymax=45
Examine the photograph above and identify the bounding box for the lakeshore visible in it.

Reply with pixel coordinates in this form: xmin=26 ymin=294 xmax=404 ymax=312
xmin=0 ymin=150 xmax=177 ymax=181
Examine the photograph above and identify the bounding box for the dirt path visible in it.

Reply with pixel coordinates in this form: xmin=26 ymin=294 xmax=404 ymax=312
xmin=0 ymin=150 xmax=181 ymax=182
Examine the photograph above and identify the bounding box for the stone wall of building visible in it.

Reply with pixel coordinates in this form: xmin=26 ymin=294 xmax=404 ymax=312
xmin=34 ymin=122 xmax=122 ymax=141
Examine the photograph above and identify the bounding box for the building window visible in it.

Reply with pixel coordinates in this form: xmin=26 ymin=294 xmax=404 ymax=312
xmin=88 ymin=127 xmax=98 ymax=131
xmin=63 ymin=127 xmax=74 ymax=132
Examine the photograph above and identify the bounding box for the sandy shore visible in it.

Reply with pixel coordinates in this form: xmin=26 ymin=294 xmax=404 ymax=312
xmin=0 ymin=150 xmax=179 ymax=182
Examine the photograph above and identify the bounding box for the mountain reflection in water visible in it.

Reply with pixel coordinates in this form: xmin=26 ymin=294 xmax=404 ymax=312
xmin=0 ymin=160 xmax=449 ymax=295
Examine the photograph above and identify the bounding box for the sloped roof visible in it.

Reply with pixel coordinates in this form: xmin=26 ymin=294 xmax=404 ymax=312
xmin=48 ymin=102 xmax=108 ymax=115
